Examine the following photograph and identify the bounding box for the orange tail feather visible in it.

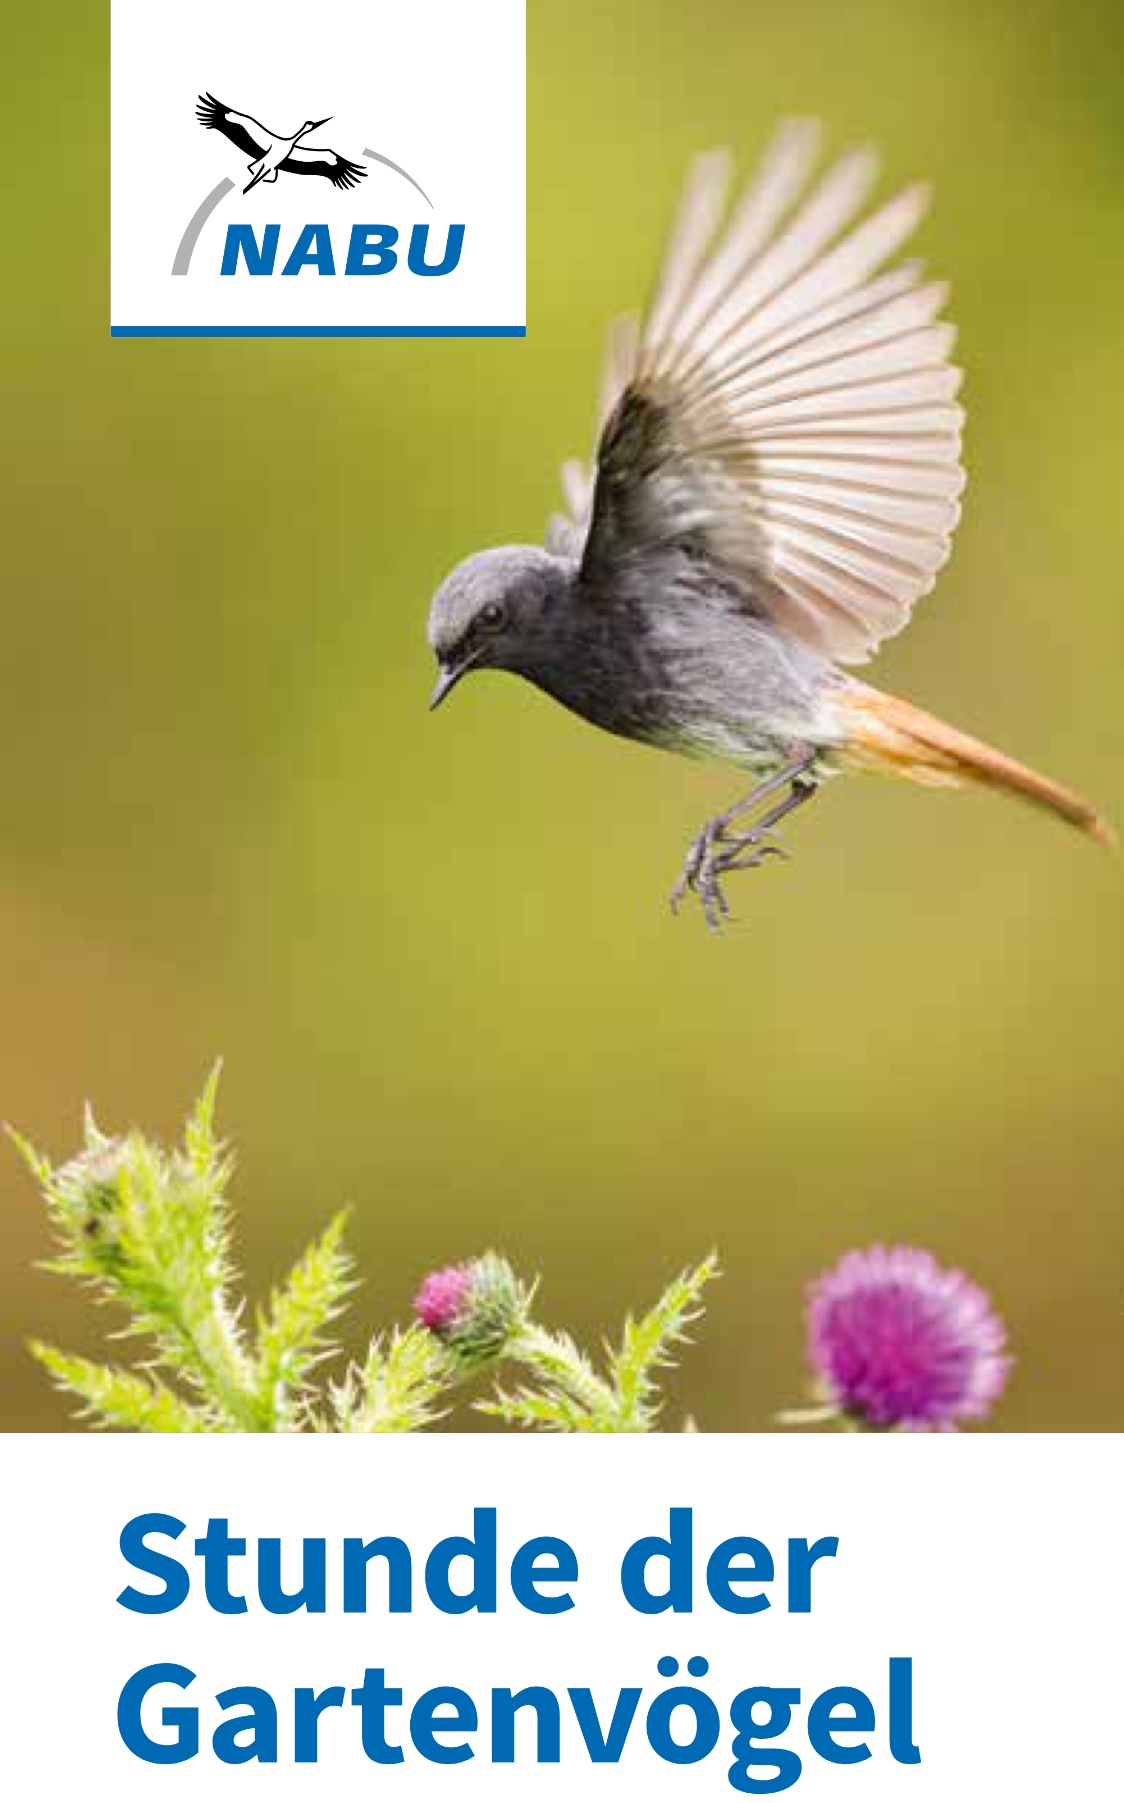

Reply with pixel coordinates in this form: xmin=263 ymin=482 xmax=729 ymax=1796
xmin=837 ymin=681 xmax=1116 ymax=848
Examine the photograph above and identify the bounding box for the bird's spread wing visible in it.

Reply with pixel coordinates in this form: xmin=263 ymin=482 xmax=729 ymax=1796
xmin=554 ymin=121 xmax=965 ymax=664
xmin=280 ymin=146 xmax=367 ymax=190
xmin=546 ymin=314 xmax=639 ymax=560
xmin=196 ymin=93 xmax=270 ymax=161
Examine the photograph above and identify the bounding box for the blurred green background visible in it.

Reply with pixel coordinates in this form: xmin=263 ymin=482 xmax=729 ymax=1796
xmin=4 ymin=0 xmax=1121 ymax=1430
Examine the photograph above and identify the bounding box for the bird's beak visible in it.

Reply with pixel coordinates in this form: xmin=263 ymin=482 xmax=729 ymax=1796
xmin=429 ymin=655 xmax=477 ymax=711
xmin=311 ymin=116 xmax=332 ymax=131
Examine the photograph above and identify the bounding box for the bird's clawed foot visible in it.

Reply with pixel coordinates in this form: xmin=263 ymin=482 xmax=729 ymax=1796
xmin=671 ymin=823 xmax=789 ymax=929
xmin=670 ymin=760 xmax=818 ymax=931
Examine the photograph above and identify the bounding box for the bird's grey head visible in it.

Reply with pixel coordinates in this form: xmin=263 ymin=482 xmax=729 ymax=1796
xmin=427 ymin=545 xmax=571 ymax=710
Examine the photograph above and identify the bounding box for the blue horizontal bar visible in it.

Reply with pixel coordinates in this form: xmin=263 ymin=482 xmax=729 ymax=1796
xmin=112 ymin=325 xmax=526 ymax=339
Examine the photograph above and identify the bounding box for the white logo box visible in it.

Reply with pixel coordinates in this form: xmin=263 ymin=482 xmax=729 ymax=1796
xmin=111 ymin=0 xmax=525 ymax=337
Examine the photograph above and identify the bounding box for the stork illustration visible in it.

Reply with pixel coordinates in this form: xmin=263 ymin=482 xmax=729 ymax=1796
xmin=196 ymin=92 xmax=366 ymax=193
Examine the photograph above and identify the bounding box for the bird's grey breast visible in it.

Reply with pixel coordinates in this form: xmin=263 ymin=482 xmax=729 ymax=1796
xmin=530 ymin=555 xmax=838 ymax=768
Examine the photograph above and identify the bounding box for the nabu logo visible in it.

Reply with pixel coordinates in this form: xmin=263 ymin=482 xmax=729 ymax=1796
xmin=174 ymin=92 xmax=463 ymax=279
xmin=197 ymin=93 xmax=369 ymax=193
xmin=220 ymin=222 xmax=463 ymax=278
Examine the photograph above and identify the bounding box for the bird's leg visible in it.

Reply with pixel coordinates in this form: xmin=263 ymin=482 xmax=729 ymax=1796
xmin=709 ymin=774 xmax=818 ymax=872
xmin=671 ymin=753 xmax=819 ymax=929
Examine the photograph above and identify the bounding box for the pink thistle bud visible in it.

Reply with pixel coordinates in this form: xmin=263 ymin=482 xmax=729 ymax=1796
xmin=413 ymin=1252 xmax=527 ymax=1371
xmin=414 ymin=1264 xmax=473 ymax=1332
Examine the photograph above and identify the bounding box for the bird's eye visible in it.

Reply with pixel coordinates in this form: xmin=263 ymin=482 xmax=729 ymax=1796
xmin=479 ymin=601 xmax=507 ymax=632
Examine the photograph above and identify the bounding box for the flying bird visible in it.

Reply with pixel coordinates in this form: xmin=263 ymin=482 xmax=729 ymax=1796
xmin=196 ymin=93 xmax=366 ymax=193
xmin=427 ymin=121 xmax=1113 ymax=926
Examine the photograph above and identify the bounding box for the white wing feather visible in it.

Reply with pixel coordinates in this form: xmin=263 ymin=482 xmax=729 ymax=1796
xmin=551 ymin=121 xmax=965 ymax=663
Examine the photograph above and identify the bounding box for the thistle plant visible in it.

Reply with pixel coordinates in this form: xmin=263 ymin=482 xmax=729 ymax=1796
xmin=15 ymin=1074 xmax=717 ymax=1433
xmin=15 ymin=1079 xmax=1011 ymax=1433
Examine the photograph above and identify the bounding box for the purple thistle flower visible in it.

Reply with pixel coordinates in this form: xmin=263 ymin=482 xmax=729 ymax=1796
xmin=413 ymin=1253 xmax=528 ymax=1371
xmin=806 ymin=1246 xmax=1012 ymax=1430
xmin=414 ymin=1265 xmax=473 ymax=1332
